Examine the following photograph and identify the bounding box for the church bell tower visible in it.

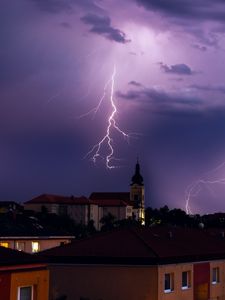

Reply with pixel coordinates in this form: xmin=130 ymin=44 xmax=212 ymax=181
xmin=130 ymin=159 xmax=145 ymax=224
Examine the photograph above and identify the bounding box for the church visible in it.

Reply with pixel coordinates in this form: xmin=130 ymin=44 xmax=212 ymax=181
xmin=24 ymin=160 xmax=145 ymax=229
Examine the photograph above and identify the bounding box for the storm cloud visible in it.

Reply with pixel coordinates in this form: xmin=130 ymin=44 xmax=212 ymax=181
xmin=159 ymin=63 xmax=194 ymax=75
xmin=134 ymin=0 xmax=225 ymax=22
xmin=81 ymin=13 xmax=130 ymax=43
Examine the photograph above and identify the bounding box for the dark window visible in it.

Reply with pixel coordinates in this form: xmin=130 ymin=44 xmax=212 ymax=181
xmin=19 ymin=286 xmax=32 ymax=300
xmin=164 ymin=273 xmax=174 ymax=292
xmin=134 ymin=194 xmax=139 ymax=201
xmin=212 ymin=267 xmax=219 ymax=284
xmin=182 ymin=271 xmax=191 ymax=289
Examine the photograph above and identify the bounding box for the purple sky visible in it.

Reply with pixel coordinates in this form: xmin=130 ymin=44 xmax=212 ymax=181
xmin=1 ymin=0 xmax=225 ymax=213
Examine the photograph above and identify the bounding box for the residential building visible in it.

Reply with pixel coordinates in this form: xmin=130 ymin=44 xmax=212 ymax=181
xmin=0 ymin=235 xmax=74 ymax=253
xmin=0 ymin=246 xmax=49 ymax=300
xmin=40 ymin=227 xmax=225 ymax=300
xmin=0 ymin=201 xmax=23 ymax=214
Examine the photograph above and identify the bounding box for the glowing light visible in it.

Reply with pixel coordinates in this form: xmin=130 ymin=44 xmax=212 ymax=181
xmin=84 ymin=65 xmax=129 ymax=169
xmin=185 ymin=162 xmax=225 ymax=214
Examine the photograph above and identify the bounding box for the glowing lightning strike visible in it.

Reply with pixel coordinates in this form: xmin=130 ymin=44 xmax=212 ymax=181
xmin=185 ymin=162 xmax=225 ymax=214
xmin=84 ymin=65 xmax=129 ymax=169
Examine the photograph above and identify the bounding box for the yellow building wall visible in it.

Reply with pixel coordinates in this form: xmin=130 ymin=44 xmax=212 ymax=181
xmin=158 ymin=263 xmax=193 ymax=300
xmin=10 ymin=269 xmax=49 ymax=300
xmin=49 ymin=265 xmax=158 ymax=300
xmin=210 ymin=260 xmax=225 ymax=300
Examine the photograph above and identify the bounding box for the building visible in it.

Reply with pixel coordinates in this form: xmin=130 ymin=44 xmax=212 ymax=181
xmin=0 ymin=235 xmax=74 ymax=253
xmin=40 ymin=226 xmax=225 ymax=300
xmin=24 ymin=160 xmax=145 ymax=229
xmin=24 ymin=194 xmax=99 ymax=226
xmin=90 ymin=159 xmax=146 ymax=224
xmin=0 ymin=246 xmax=49 ymax=300
xmin=0 ymin=201 xmax=23 ymax=214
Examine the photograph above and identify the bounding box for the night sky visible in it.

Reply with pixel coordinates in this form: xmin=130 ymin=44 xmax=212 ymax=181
xmin=1 ymin=0 xmax=225 ymax=214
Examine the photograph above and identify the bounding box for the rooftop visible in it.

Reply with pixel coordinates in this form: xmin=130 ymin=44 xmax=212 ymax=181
xmin=25 ymin=194 xmax=91 ymax=205
xmin=39 ymin=226 xmax=225 ymax=265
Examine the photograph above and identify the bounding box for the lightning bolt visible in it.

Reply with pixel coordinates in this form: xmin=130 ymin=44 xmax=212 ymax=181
xmin=185 ymin=162 xmax=225 ymax=214
xmin=84 ymin=65 xmax=129 ymax=169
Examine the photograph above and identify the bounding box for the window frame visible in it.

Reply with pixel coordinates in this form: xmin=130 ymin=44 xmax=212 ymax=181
xmin=164 ymin=273 xmax=174 ymax=293
xmin=16 ymin=241 xmax=25 ymax=252
xmin=17 ymin=285 xmax=33 ymax=300
xmin=0 ymin=242 xmax=9 ymax=248
xmin=181 ymin=271 xmax=191 ymax=290
xmin=212 ymin=267 xmax=220 ymax=284
xmin=31 ymin=241 xmax=40 ymax=253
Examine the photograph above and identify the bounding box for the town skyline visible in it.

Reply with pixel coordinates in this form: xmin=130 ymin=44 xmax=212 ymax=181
xmin=1 ymin=0 xmax=225 ymax=214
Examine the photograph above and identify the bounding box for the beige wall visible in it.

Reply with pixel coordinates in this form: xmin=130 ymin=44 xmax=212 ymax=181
xmin=24 ymin=203 xmax=99 ymax=226
xmin=49 ymin=264 xmax=158 ymax=300
xmin=158 ymin=263 xmax=193 ymax=300
xmin=10 ymin=269 xmax=49 ymax=300
xmin=68 ymin=205 xmax=89 ymax=224
xmin=24 ymin=203 xmax=59 ymax=214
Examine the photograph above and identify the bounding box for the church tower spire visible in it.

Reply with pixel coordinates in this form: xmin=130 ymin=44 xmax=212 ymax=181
xmin=130 ymin=159 xmax=145 ymax=224
xmin=131 ymin=159 xmax=144 ymax=186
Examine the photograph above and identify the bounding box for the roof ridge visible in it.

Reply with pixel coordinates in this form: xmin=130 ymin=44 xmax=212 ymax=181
xmin=130 ymin=228 xmax=159 ymax=258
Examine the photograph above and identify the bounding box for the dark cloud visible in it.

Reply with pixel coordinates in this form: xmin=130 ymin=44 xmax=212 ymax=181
xmin=81 ymin=13 xmax=130 ymax=44
xmin=129 ymin=81 xmax=142 ymax=87
xmin=117 ymin=86 xmax=202 ymax=115
xmin=192 ymin=44 xmax=207 ymax=52
xmin=134 ymin=0 xmax=225 ymax=22
xmin=159 ymin=63 xmax=194 ymax=75
xmin=190 ymin=84 xmax=225 ymax=94
xmin=186 ymin=27 xmax=219 ymax=48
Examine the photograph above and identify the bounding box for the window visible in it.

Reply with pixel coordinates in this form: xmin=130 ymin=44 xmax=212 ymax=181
xmin=164 ymin=273 xmax=174 ymax=293
xmin=31 ymin=241 xmax=40 ymax=253
xmin=59 ymin=205 xmax=68 ymax=215
xmin=182 ymin=271 xmax=191 ymax=289
xmin=18 ymin=286 xmax=32 ymax=300
xmin=16 ymin=242 xmax=25 ymax=252
xmin=212 ymin=267 xmax=220 ymax=284
xmin=0 ymin=242 xmax=9 ymax=248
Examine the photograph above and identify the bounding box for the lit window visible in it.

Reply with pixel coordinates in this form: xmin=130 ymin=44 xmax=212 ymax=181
xmin=18 ymin=286 xmax=33 ymax=300
xmin=212 ymin=267 xmax=220 ymax=284
xmin=31 ymin=242 xmax=40 ymax=253
xmin=16 ymin=242 xmax=25 ymax=252
xmin=0 ymin=242 xmax=9 ymax=248
xmin=182 ymin=271 xmax=191 ymax=289
xmin=164 ymin=273 xmax=174 ymax=293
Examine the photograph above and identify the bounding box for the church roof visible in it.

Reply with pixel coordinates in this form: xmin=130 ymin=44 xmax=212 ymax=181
xmin=92 ymin=199 xmax=130 ymax=207
xmin=90 ymin=192 xmax=130 ymax=201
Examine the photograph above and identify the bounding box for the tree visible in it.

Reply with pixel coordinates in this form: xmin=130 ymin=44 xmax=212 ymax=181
xmin=100 ymin=213 xmax=115 ymax=231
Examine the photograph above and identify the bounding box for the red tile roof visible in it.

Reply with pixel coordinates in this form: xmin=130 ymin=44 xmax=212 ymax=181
xmin=90 ymin=192 xmax=130 ymax=201
xmin=0 ymin=246 xmax=42 ymax=266
xmin=90 ymin=192 xmax=133 ymax=206
xmin=92 ymin=199 xmax=130 ymax=207
xmin=24 ymin=194 xmax=91 ymax=205
xmin=39 ymin=226 xmax=225 ymax=265
xmin=25 ymin=194 xmax=133 ymax=208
